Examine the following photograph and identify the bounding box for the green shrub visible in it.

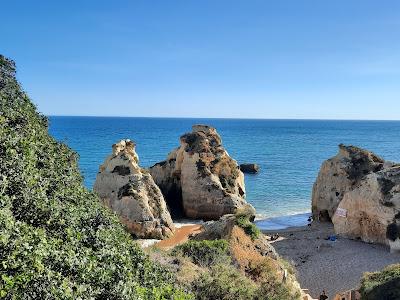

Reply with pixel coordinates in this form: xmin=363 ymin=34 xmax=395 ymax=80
xmin=0 ymin=55 xmax=191 ymax=299
xmin=192 ymin=264 xmax=257 ymax=300
xmin=173 ymin=240 xmax=230 ymax=267
xmin=249 ymin=259 xmax=300 ymax=300
xmin=235 ymin=215 xmax=260 ymax=240
xmin=360 ymin=264 xmax=400 ymax=300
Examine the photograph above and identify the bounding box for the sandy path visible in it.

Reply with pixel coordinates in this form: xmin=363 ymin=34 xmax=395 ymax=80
xmin=263 ymin=222 xmax=400 ymax=299
xmin=156 ymin=224 xmax=203 ymax=249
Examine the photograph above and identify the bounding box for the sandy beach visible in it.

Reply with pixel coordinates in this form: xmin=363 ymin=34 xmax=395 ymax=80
xmin=156 ymin=224 xmax=203 ymax=249
xmin=263 ymin=222 xmax=400 ymax=299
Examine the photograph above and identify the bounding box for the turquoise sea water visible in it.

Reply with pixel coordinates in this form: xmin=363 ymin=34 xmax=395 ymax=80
xmin=49 ymin=117 xmax=400 ymax=224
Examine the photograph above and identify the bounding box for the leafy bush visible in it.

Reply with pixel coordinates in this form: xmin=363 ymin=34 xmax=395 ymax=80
xmin=192 ymin=264 xmax=257 ymax=300
xmin=235 ymin=215 xmax=260 ymax=240
xmin=172 ymin=240 xmax=230 ymax=267
xmin=0 ymin=55 xmax=191 ymax=299
xmin=360 ymin=264 xmax=400 ymax=300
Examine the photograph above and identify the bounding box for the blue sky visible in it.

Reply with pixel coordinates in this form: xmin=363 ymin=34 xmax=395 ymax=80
xmin=1 ymin=1 xmax=400 ymax=119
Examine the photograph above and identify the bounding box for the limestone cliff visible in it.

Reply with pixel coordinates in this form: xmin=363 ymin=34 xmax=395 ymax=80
xmin=150 ymin=125 xmax=255 ymax=220
xmin=312 ymin=144 xmax=384 ymax=221
xmin=312 ymin=144 xmax=400 ymax=249
xmin=94 ymin=140 xmax=174 ymax=239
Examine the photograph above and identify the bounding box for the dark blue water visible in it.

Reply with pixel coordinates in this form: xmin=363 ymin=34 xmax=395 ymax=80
xmin=49 ymin=117 xmax=400 ymax=221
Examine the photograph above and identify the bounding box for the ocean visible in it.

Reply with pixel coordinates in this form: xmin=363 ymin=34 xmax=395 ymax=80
xmin=49 ymin=117 xmax=400 ymax=228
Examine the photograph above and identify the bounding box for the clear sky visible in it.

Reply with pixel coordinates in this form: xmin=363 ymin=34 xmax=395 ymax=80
xmin=1 ymin=1 xmax=400 ymax=119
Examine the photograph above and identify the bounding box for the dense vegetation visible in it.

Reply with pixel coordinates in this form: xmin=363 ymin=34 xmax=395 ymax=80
xmin=172 ymin=240 xmax=229 ymax=267
xmin=168 ymin=235 xmax=301 ymax=300
xmin=360 ymin=264 xmax=400 ymax=300
xmin=0 ymin=55 xmax=190 ymax=299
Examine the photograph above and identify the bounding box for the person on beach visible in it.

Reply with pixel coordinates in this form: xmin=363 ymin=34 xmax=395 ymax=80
xmin=319 ymin=290 xmax=328 ymax=300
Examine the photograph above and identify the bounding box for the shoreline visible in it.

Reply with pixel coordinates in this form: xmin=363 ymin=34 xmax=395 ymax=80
xmin=263 ymin=222 xmax=400 ymax=298
xmin=255 ymin=212 xmax=311 ymax=231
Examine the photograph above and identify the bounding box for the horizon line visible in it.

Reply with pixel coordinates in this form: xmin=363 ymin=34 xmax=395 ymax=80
xmin=47 ymin=114 xmax=400 ymax=122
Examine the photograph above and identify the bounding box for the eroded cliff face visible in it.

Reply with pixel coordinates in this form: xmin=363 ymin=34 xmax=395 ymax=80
xmin=94 ymin=140 xmax=174 ymax=239
xmin=312 ymin=144 xmax=400 ymax=248
xmin=150 ymin=125 xmax=255 ymax=220
xmin=332 ymin=167 xmax=400 ymax=244
xmin=312 ymin=144 xmax=384 ymax=221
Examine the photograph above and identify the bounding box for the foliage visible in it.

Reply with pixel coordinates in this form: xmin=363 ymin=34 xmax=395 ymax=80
xmin=235 ymin=215 xmax=260 ymax=240
xmin=249 ymin=258 xmax=300 ymax=300
xmin=172 ymin=240 xmax=230 ymax=267
xmin=359 ymin=264 xmax=400 ymax=300
xmin=0 ymin=55 xmax=191 ymax=299
xmin=191 ymin=264 xmax=257 ymax=300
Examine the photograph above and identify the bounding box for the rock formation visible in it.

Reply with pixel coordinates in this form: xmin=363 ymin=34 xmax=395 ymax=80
xmin=150 ymin=125 xmax=255 ymax=220
xmin=240 ymin=163 xmax=260 ymax=174
xmin=192 ymin=214 xmax=278 ymax=260
xmin=312 ymin=144 xmax=385 ymax=221
xmin=312 ymin=144 xmax=400 ymax=248
xmin=386 ymin=222 xmax=400 ymax=253
xmin=94 ymin=140 xmax=174 ymax=239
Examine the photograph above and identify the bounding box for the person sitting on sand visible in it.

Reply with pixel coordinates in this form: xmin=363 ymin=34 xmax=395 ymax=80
xmin=319 ymin=290 xmax=328 ymax=300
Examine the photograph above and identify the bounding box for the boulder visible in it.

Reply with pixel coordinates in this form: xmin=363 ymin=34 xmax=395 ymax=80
xmin=94 ymin=140 xmax=174 ymax=239
xmin=312 ymin=144 xmax=384 ymax=221
xmin=150 ymin=125 xmax=255 ymax=220
xmin=386 ymin=223 xmax=400 ymax=253
xmin=312 ymin=144 xmax=400 ymax=248
xmin=240 ymin=163 xmax=260 ymax=174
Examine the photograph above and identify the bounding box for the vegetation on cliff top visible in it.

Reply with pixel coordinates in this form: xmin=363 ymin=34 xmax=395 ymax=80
xmin=360 ymin=264 xmax=400 ymax=300
xmin=0 ymin=55 xmax=190 ymax=299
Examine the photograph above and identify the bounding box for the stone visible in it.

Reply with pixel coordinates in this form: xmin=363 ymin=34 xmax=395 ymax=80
xmin=312 ymin=144 xmax=384 ymax=221
xmin=94 ymin=139 xmax=174 ymax=239
xmin=150 ymin=125 xmax=255 ymax=220
xmin=387 ymin=223 xmax=400 ymax=253
xmin=312 ymin=144 xmax=400 ymax=248
xmin=192 ymin=214 xmax=278 ymax=260
xmin=240 ymin=163 xmax=260 ymax=174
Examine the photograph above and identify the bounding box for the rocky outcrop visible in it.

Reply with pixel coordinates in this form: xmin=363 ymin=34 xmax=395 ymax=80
xmin=312 ymin=144 xmax=400 ymax=248
xmin=192 ymin=214 xmax=278 ymax=260
xmin=386 ymin=223 xmax=400 ymax=253
xmin=312 ymin=144 xmax=384 ymax=221
xmin=150 ymin=125 xmax=255 ymax=220
xmin=240 ymin=163 xmax=260 ymax=174
xmin=94 ymin=140 xmax=174 ymax=239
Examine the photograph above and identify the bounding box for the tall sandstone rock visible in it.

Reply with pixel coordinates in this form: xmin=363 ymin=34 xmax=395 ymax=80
xmin=94 ymin=140 xmax=174 ymax=239
xmin=312 ymin=144 xmax=400 ymax=249
xmin=150 ymin=125 xmax=255 ymax=220
xmin=312 ymin=144 xmax=384 ymax=221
